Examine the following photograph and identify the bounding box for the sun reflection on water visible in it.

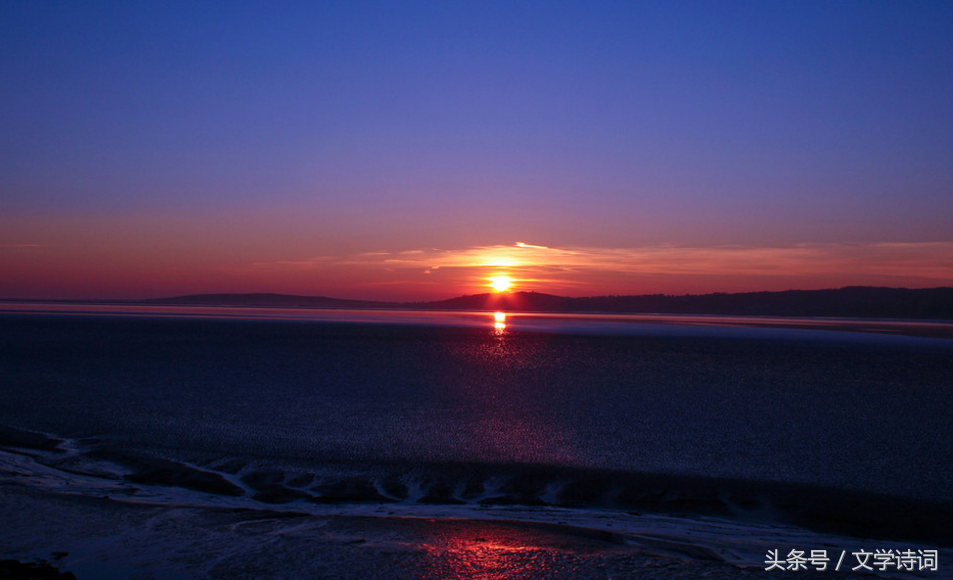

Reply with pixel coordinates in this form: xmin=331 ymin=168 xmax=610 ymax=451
xmin=493 ymin=311 xmax=506 ymax=333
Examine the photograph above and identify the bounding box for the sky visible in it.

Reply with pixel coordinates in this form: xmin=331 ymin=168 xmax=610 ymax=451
xmin=2 ymin=1 xmax=952 ymax=301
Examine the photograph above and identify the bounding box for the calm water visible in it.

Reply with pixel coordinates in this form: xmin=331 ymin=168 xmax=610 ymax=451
xmin=2 ymin=307 xmax=952 ymax=549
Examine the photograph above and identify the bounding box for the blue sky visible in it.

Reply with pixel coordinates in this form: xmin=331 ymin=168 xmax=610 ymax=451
xmin=2 ymin=1 xmax=952 ymax=299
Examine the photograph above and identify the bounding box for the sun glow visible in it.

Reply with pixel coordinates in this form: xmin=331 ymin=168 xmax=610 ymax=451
xmin=489 ymin=276 xmax=513 ymax=292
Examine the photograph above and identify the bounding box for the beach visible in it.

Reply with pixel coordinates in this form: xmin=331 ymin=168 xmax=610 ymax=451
xmin=1 ymin=308 xmax=951 ymax=578
xmin=5 ymin=471 xmax=941 ymax=580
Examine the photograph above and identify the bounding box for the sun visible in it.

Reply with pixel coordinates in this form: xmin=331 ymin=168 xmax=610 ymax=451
xmin=488 ymin=276 xmax=513 ymax=292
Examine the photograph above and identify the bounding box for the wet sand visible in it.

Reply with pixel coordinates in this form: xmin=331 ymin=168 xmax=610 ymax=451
xmin=3 ymin=482 xmax=901 ymax=580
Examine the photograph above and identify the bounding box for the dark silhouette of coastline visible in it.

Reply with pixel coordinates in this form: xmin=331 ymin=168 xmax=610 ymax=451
xmin=144 ymin=292 xmax=388 ymax=309
xmin=133 ymin=287 xmax=953 ymax=320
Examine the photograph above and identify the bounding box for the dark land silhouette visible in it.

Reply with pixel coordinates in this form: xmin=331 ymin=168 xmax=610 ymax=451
xmin=138 ymin=287 xmax=953 ymax=320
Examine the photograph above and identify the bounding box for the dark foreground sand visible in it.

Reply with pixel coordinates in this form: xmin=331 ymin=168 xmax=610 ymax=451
xmin=2 ymin=483 xmax=913 ymax=580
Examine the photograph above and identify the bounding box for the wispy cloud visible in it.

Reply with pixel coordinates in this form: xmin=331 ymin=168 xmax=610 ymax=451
xmin=245 ymin=241 xmax=953 ymax=295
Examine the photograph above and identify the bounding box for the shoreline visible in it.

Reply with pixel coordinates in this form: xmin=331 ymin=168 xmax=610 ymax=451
xmin=3 ymin=444 xmax=951 ymax=579
xmin=6 ymin=481 xmax=946 ymax=580
xmin=4 ymin=429 xmax=953 ymax=549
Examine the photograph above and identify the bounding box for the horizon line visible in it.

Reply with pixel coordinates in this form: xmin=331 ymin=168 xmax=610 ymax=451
xmin=2 ymin=284 xmax=952 ymax=305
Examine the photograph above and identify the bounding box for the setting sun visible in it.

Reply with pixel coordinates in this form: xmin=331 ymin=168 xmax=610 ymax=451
xmin=488 ymin=276 xmax=513 ymax=292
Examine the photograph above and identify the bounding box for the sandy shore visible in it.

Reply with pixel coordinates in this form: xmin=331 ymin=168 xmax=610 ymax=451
xmin=7 ymin=480 xmax=942 ymax=580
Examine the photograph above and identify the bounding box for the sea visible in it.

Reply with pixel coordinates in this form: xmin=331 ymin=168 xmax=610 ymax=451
xmin=1 ymin=304 xmax=952 ymax=579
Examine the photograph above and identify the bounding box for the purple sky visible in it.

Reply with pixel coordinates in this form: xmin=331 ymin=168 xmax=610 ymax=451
xmin=2 ymin=1 xmax=952 ymax=300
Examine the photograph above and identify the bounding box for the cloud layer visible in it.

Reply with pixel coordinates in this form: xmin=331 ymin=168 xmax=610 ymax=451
xmin=248 ymin=241 xmax=953 ymax=298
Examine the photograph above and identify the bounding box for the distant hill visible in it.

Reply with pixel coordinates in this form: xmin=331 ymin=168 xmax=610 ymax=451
xmin=565 ymin=287 xmax=953 ymax=319
xmin=144 ymin=293 xmax=396 ymax=309
xmin=406 ymin=291 xmax=567 ymax=312
xmin=146 ymin=287 xmax=953 ymax=320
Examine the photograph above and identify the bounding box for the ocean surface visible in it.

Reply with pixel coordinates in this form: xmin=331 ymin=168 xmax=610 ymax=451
xmin=2 ymin=305 xmax=952 ymax=579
